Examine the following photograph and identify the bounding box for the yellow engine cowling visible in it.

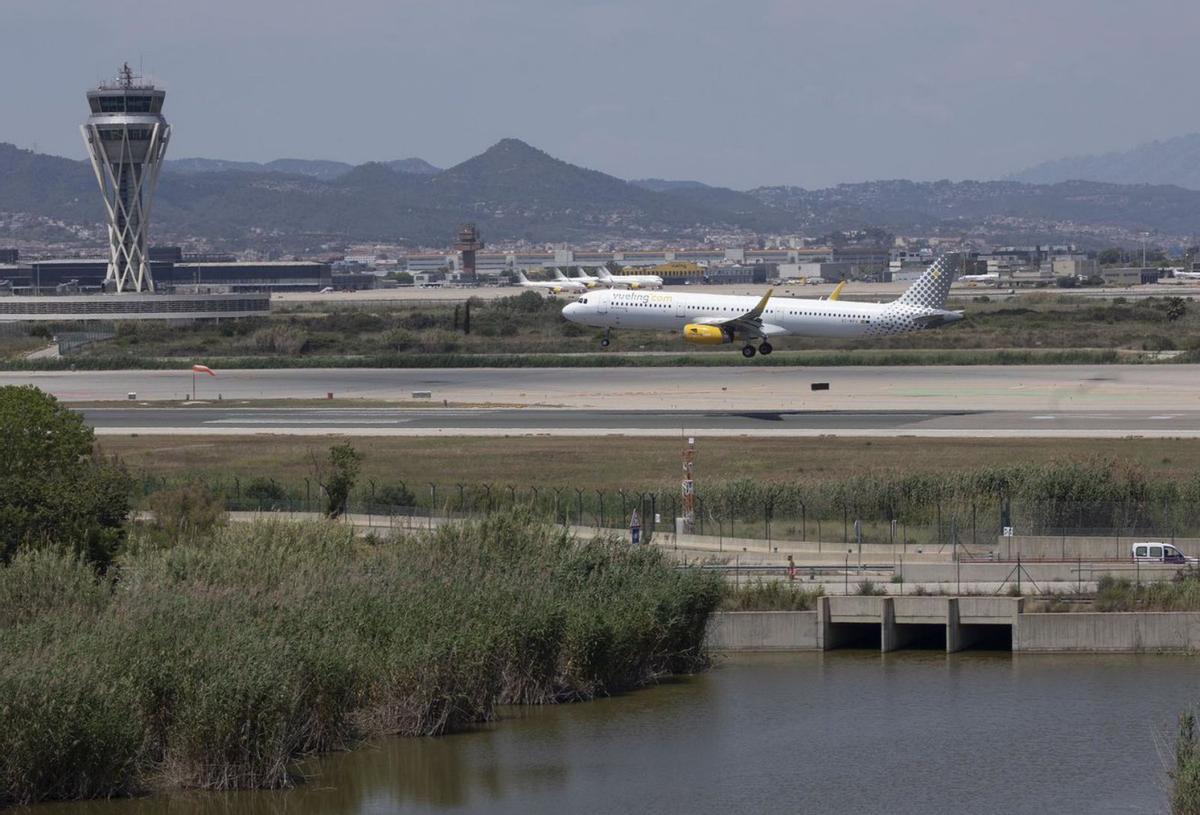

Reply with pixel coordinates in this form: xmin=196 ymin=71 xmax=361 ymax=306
xmin=683 ymin=324 xmax=731 ymax=345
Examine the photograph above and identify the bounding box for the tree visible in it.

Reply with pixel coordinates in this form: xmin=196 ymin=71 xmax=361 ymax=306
xmin=312 ymin=442 xmax=362 ymax=519
xmin=1165 ymin=296 xmax=1188 ymax=322
xmin=387 ymin=271 xmax=414 ymax=285
xmin=0 ymin=385 xmax=132 ymax=568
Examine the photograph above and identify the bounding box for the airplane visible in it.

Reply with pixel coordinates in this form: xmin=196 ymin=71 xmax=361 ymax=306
xmin=825 ymin=280 xmax=847 ymax=301
xmin=562 ymin=255 xmax=964 ymax=356
xmin=1173 ymin=270 xmax=1200 ymax=281
xmin=516 ymin=270 xmax=587 ymax=294
xmin=595 ymin=266 xmax=664 ymax=289
xmin=555 ymin=268 xmax=603 ymax=289
xmin=957 ymin=272 xmax=999 ymax=285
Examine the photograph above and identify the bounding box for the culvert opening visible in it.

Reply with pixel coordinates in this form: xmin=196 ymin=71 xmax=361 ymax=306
xmin=959 ymin=624 xmax=1013 ymax=651
xmin=827 ymin=622 xmax=881 ymax=650
xmin=895 ymin=623 xmax=946 ymax=650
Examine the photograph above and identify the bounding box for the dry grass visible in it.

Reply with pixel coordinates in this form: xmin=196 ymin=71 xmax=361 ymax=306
xmin=99 ymin=435 xmax=1200 ymax=490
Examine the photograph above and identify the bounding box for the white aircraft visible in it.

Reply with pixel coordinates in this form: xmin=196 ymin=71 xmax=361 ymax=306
xmin=562 ymin=255 xmax=964 ymax=356
xmin=516 ymin=270 xmax=586 ymax=294
xmin=595 ymin=266 xmax=664 ymax=289
xmin=554 ymin=268 xmax=603 ymax=289
xmin=1173 ymin=270 xmax=1200 ymax=281
xmin=957 ymin=272 xmax=999 ymax=285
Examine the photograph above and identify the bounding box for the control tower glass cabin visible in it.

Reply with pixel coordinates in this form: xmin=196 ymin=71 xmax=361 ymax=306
xmin=81 ymin=64 xmax=170 ymax=293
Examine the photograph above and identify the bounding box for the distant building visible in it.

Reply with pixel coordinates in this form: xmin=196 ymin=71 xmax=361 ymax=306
xmin=1052 ymin=257 xmax=1098 ymax=279
xmin=1101 ymin=267 xmax=1160 ymax=286
xmin=161 ymin=261 xmax=332 ymax=292
xmin=148 ymin=246 xmax=183 ymax=262
xmin=0 ymin=249 xmax=18 ymax=265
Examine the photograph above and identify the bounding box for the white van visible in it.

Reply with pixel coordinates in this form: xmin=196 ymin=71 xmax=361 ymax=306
xmin=1131 ymin=542 xmax=1196 ymax=564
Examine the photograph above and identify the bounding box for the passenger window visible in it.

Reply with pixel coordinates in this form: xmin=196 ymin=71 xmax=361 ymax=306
xmin=1150 ymin=546 xmax=1163 ymax=558
xmin=1135 ymin=546 xmax=1148 ymax=557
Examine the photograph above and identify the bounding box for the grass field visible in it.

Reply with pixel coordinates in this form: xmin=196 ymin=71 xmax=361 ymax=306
xmin=101 ymin=434 xmax=1200 ymax=491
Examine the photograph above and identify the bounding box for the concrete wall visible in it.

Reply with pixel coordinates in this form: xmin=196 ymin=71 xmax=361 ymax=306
xmin=709 ymin=605 xmax=1200 ymax=654
xmin=1015 ymin=613 xmax=1200 ymax=653
xmin=998 ymin=535 xmax=1200 ymax=561
xmin=705 ymin=611 xmax=819 ymax=651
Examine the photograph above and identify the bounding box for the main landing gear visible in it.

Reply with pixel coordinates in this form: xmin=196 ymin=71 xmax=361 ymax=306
xmin=741 ymin=341 xmax=773 ymax=359
xmin=600 ymin=328 xmax=611 ymax=348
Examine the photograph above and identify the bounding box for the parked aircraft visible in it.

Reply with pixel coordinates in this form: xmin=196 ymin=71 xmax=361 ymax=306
xmin=516 ymin=270 xmax=586 ymax=294
xmin=562 ymin=255 xmax=964 ymax=355
xmin=595 ymin=267 xmax=664 ymax=289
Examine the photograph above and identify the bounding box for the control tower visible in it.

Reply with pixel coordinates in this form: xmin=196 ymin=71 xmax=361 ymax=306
xmin=454 ymin=223 xmax=483 ymax=282
xmin=81 ymin=64 xmax=170 ymax=292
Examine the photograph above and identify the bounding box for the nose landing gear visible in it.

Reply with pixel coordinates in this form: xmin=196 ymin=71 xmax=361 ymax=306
xmin=600 ymin=328 xmax=611 ymax=348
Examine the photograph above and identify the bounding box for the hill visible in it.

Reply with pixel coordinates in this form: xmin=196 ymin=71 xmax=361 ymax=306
xmin=748 ymin=179 xmax=1200 ymax=245
xmin=1007 ymin=134 xmax=1200 ymax=190
xmin=167 ymin=156 xmax=442 ymax=180
xmin=7 ymin=138 xmax=1200 ymax=251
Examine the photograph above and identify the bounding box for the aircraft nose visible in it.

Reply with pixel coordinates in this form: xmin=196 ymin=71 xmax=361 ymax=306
xmin=562 ymin=302 xmax=581 ymax=320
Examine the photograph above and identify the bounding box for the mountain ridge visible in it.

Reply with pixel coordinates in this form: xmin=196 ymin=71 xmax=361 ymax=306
xmin=1007 ymin=133 xmax=1200 ymax=190
xmin=5 ymin=139 xmax=1200 ymax=251
xmin=167 ymin=156 xmax=442 ymax=180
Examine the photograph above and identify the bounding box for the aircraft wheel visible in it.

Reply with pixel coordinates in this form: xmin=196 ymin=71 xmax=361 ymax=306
xmin=741 ymin=345 xmax=757 ymax=358
xmin=759 ymin=342 xmax=773 ymax=355
xmin=600 ymin=337 xmax=610 ymax=348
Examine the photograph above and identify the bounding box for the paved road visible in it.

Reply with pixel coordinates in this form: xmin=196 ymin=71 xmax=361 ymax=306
xmin=6 ymin=364 xmax=1199 ymax=412
xmin=78 ymin=406 xmax=1200 ymax=437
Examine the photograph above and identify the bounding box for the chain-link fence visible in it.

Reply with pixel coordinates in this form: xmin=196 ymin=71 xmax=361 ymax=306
xmin=131 ymin=473 xmax=1200 ymax=554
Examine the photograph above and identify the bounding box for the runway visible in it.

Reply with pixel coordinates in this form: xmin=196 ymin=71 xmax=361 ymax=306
xmin=3 ymin=364 xmax=1196 ymax=412
xmin=2 ymin=364 xmax=1187 ymax=437
xmin=78 ymin=406 xmax=1200 ymax=438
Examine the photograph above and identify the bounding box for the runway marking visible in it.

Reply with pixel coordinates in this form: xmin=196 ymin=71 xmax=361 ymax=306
xmin=1032 ymin=415 xmax=1057 ymax=420
xmin=203 ymin=419 xmax=414 ymax=425
xmin=95 ymin=427 xmax=1200 ymax=439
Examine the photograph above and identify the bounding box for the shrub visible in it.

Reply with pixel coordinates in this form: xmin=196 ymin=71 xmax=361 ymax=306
xmin=375 ymin=483 xmax=415 ymax=508
xmin=243 ymin=477 xmax=287 ymax=508
xmin=146 ymin=483 xmax=226 ymax=543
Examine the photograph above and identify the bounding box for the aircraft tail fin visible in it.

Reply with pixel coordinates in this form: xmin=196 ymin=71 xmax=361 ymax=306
xmin=516 ymin=270 xmax=530 ymax=283
xmin=895 ymin=254 xmax=958 ymax=309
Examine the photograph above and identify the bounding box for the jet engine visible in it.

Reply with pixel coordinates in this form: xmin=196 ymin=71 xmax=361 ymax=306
xmin=683 ymin=324 xmax=731 ymax=345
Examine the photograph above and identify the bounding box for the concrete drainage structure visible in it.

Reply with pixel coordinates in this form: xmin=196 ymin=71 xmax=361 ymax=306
xmin=707 ymin=599 xmax=1200 ymax=654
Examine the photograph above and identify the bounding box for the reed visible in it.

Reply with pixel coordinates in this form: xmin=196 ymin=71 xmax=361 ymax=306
xmin=0 ymin=511 xmax=721 ymax=805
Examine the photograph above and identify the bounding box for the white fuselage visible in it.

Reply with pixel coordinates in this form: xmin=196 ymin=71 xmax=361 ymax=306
xmin=600 ymin=274 xmax=663 ymax=289
xmin=563 ymin=288 xmax=959 ymax=339
xmin=519 ymin=279 xmax=586 ymax=294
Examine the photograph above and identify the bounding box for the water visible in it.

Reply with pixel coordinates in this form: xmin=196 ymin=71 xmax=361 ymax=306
xmin=31 ymin=652 xmax=1195 ymax=815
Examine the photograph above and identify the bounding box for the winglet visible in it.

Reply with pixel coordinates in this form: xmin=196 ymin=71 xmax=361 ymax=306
xmin=828 ymin=280 xmax=847 ymax=301
xmin=747 ymin=288 xmax=774 ymax=319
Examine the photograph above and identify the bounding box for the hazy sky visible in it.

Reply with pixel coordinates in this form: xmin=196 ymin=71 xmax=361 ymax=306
xmin=5 ymin=0 xmax=1199 ymax=188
